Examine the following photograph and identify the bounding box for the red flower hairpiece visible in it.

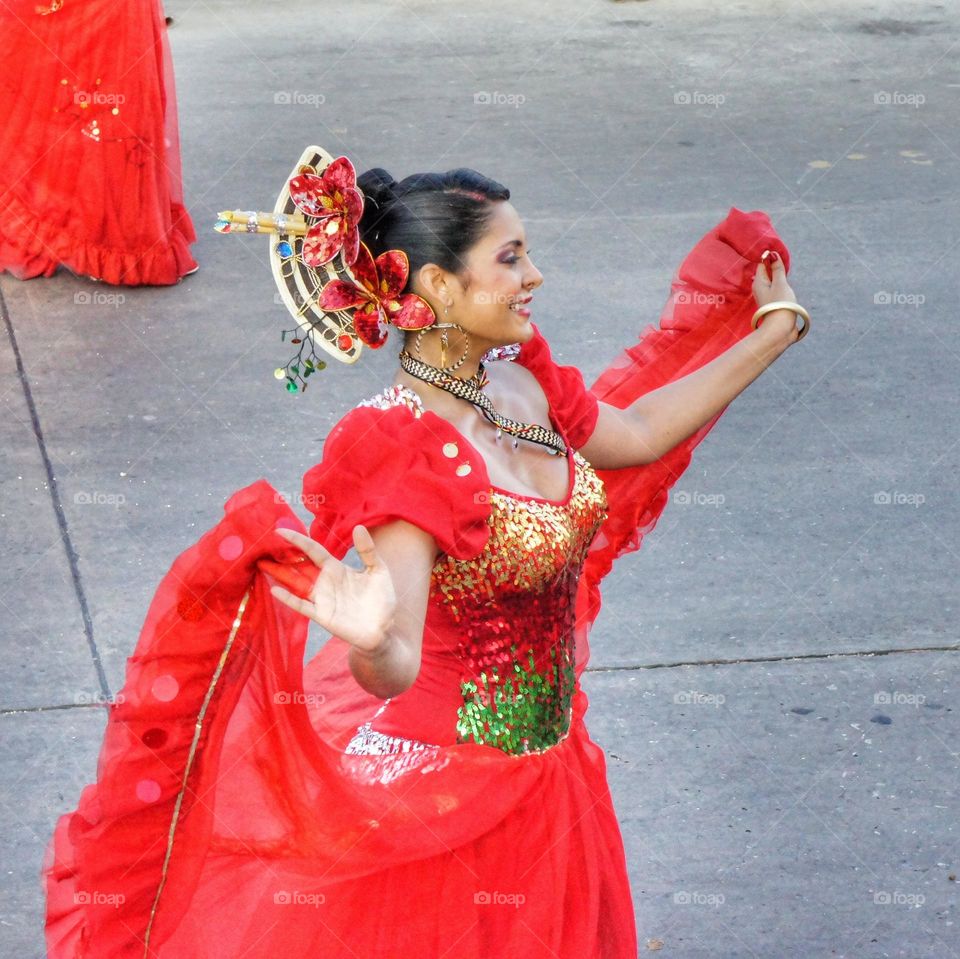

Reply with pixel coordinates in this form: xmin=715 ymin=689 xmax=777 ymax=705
xmin=318 ymin=241 xmax=436 ymax=348
xmin=288 ymin=156 xmax=364 ymax=267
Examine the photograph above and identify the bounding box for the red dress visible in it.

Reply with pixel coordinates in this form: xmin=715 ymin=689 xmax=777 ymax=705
xmin=42 ymin=208 xmax=789 ymax=957
xmin=0 ymin=0 xmax=197 ymax=285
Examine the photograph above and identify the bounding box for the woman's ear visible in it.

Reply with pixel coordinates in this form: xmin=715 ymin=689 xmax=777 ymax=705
xmin=415 ymin=262 xmax=447 ymax=302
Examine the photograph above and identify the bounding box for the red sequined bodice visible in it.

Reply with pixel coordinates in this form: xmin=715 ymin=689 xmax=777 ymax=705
xmin=346 ymin=385 xmax=608 ymax=758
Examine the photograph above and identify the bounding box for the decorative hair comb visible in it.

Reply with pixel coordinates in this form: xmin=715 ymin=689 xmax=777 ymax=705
xmin=215 ymin=145 xmax=437 ymax=393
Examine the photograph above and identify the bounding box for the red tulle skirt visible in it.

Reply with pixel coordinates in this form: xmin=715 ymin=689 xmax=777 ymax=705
xmin=0 ymin=0 xmax=197 ymax=285
xmin=42 ymin=208 xmax=789 ymax=957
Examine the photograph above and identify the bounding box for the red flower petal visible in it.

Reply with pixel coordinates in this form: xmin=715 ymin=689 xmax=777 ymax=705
xmin=301 ymin=221 xmax=344 ymax=267
xmin=376 ymin=249 xmax=410 ymax=300
xmin=344 ymin=187 xmax=363 ymax=224
xmin=348 ymin=242 xmax=379 ymax=295
xmin=342 ymin=222 xmax=360 ymax=266
xmin=353 ymin=304 xmax=388 ymax=348
xmin=323 ymin=156 xmax=358 ymax=197
xmin=388 ymin=293 xmax=437 ymax=331
xmin=289 ymin=173 xmax=336 ymax=218
xmin=318 ymin=279 xmax=369 ymax=312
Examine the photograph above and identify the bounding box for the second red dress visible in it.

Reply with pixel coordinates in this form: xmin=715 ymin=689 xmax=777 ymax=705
xmin=0 ymin=0 xmax=197 ymax=285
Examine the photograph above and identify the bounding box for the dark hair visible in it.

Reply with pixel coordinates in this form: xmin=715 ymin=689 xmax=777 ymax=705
xmin=355 ymin=167 xmax=510 ymax=293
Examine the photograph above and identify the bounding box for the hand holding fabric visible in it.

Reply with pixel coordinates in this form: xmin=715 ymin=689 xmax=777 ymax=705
xmin=258 ymin=525 xmax=397 ymax=653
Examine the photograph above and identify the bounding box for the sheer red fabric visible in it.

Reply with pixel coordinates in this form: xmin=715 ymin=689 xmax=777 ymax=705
xmin=0 ymin=0 xmax=197 ymax=285
xmin=42 ymin=207 xmax=788 ymax=957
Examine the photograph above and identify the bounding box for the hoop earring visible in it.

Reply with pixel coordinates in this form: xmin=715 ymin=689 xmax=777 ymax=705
xmin=414 ymin=305 xmax=470 ymax=373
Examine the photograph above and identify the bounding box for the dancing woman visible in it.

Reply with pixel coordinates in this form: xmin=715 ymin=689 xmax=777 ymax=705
xmin=42 ymin=148 xmax=809 ymax=957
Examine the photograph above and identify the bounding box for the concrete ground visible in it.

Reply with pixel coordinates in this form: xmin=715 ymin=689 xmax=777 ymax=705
xmin=2 ymin=0 xmax=957 ymax=956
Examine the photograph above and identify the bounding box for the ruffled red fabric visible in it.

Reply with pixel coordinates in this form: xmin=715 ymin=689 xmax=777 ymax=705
xmin=0 ymin=0 xmax=197 ymax=286
xmin=573 ymin=206 xmax=789 ymax=671
xmin=43 ymin=481 xmax=634 ymax=958
xmin=303 ymin=404 xmax=492 ymax=560
xmin=42 ymin=205 xmax=789 ymax=958
xmin=514 ymin=323 xmax=602 ymax=450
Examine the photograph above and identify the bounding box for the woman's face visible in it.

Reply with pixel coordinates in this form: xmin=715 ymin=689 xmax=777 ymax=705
xmin=444 ymin=200 xmax=544 ymax=347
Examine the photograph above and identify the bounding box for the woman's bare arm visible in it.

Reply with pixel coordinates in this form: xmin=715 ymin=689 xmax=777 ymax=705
xmin=580 ymin=252 xmax=803 ymax=470
xmin=345 ymin=519 xmax=439 ymax=699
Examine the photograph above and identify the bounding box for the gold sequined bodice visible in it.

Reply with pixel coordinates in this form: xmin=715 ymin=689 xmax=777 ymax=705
xmin=349 ymin=384 xmax=608 ymax=758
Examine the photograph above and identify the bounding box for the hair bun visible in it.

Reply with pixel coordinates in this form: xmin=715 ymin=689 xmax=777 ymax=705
xmin=356 ymin=167 xmax=397 ymax=210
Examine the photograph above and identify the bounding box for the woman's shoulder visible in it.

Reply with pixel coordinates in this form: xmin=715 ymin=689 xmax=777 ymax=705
xmin=302 ymin=385 xmax=493 ymax=560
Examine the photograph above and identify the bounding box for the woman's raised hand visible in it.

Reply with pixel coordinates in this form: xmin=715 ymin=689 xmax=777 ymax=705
xmin=752 ymin=250 xmax=802 ymax=342
xmin=262 ymin=525 xmax=397 ymax=653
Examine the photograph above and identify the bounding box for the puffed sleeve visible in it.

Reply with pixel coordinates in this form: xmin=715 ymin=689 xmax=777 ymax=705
xmin=300 ymin=404 xmax=492 ymax=560
xmin=513 ymin=323 xmax=600 ymax=450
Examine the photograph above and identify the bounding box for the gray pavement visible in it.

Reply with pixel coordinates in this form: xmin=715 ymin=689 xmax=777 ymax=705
xmin=2 ymin=0 xmax=958 ymax=956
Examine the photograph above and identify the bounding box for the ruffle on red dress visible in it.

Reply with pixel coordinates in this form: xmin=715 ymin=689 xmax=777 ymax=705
xmin=42 ymin=207 xmax=788 ymax=958
xmin=0 ymin=0 xmax=197 ymax=286
xmin=303 ymin=403 xmax=494 ymax=561
xmin=572 ymin=207 xmax=789 ymax=673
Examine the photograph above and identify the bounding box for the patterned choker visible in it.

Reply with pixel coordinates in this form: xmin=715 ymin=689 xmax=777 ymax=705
xmin=398 ymin=349 xmax=567 ymax=456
